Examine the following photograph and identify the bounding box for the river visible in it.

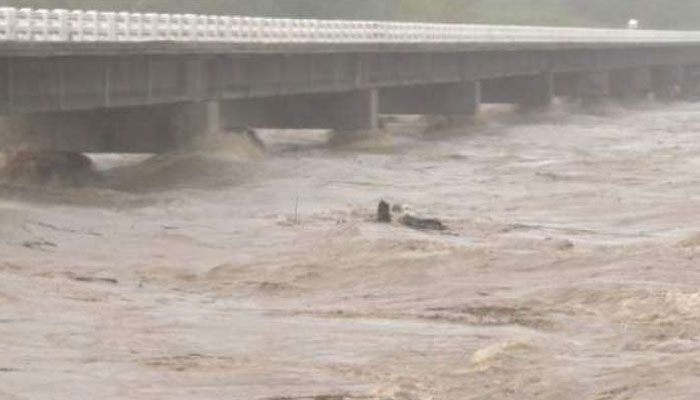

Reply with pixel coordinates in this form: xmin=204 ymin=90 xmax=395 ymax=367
xmin=3 ymin=102 xmax=700 ymax=399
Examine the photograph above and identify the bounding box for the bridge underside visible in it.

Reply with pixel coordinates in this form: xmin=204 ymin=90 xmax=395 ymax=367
xmin=2 ymin=46 xmax=700 ymax=153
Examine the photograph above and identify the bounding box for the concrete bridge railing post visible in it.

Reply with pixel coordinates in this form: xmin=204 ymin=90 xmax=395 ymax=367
xmin=0 ymin=7 xmax=18 ymax=40
xmin=55 ymin=9 xmax=69 ymax=41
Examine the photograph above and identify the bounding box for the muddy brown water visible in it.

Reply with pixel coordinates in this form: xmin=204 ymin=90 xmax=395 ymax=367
xmin=3 ymin=102 xmax=700 ymax=399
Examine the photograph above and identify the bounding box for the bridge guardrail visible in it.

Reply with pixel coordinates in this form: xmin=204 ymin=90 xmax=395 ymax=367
xmin=0 ymin=7 xmax=699 ymax=44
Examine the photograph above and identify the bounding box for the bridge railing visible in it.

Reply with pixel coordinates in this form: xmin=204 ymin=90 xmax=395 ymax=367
xmin=0 ymin=7 xmax=700 ymax=44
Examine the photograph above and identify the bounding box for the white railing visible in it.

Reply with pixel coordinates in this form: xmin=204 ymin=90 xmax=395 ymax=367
xmin=1 ymin=7 xmax=700 ymax=44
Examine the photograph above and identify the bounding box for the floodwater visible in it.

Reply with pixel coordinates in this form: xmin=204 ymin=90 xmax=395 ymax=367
xmin=3 ymin=102 xmax=700 ymax=399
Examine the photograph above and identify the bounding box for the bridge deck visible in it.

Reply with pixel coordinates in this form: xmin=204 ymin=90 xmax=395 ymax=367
xmin=2 ymin=40 xmax=700 ymax=57
xmin=1 ymin=7 xmax=700 ymax=57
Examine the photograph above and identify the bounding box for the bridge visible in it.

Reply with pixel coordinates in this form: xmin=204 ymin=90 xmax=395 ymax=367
xmin=1 ymin=7 xmax=700 ymax=152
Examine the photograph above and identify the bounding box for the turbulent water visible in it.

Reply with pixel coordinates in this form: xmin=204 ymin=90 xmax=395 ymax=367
xmin=4 ymin=102 xmax=700 ymax=399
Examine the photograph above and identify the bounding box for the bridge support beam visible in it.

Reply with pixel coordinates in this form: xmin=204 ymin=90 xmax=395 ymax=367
xmin=651 ymin=66 xmax=682 ymax=101
xmin=0 ymin=102 xmax=219 ymax=153
xmin=378 ymin=82 xmax=479 ymax=116
xmin=610 ymin=68 xmax=651 ymax=101
xmin=220 ymin=89 xmax=378 ymax=132
xmin=480 ymin=73 xmax=553 ymax=108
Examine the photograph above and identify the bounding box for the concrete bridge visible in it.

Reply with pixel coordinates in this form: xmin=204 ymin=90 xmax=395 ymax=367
xmin=1 ymin=7 xmax=700 ymax=152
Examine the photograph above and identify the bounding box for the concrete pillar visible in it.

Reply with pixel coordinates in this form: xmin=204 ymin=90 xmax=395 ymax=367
xmin=220 ymin=89 xmax=378 ymax=132
xmin=480 ymin=73 xmax=553 ymax=108
xmin=555 ymin=71 xmax=607 ymax=103
xmin=681 ymin=66 xmax=700 ymax=99
xmin=554 ymin=71 xmax=610 ymax=105
xmin=378 ymin=82 xmax=479 ymax=116
xmin=651 ymin=66 xmax=682 ymax=101
xmin=0 ymin=101 xmax=219 ymax=153
xmin=578 ymin=71 xmax=610 ymax=103
xmin=609 ymin=68 xmax=651 ymax=101
xmin=553 ymin=72 xmax=582 ymax=99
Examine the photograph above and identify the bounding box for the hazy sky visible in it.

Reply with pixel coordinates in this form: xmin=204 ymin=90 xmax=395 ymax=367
xmin=0 ymin=0 xmax=697 ymax=29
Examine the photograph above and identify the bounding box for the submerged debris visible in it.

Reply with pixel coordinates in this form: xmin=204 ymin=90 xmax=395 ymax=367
xmin=377 ymin=200 xmax=392 ymax=223
xmin=391 ymin=203 xmax=413 ymax=214
xmin=71 ymin=276 xmax=119 ymax=285
xmin=399 ymin=214 xmax=447 ymax=231
xmin=376 ymin=200 xmax=447 ymax=231
xmin=544 ymin=238 xmax=575 ymax=251
xmin=21 ymin=240 xmax=57 ymax=250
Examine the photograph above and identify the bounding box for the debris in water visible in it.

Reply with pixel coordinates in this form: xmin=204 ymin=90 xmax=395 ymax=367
xmin=399 ymin=214 xmax=447 ymax=231
xmin=70 ymin=275 xmax=119 ymax=285
xmin=544 ymin=238 xmax=575 ymax=251
xmin=391 ymin=203 xmax=413 ymax=214
xmin=21 ymin=240 xmax=57 ymax=250
xmin=377 ymin=200 xmax=447 ymax=231
xmin=377 ymin=200 xmax=392 ymax=223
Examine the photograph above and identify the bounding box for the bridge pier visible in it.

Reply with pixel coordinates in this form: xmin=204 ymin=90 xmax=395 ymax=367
xmin=610 ymin=68 xmax=651 ymax=101
xmin=554 ymin=71 xmax=610 ymax=104
xmin=481 ymin=73 xmax=554 ymax=108
xmin=578 ymin=71 xmax=611 ymax=104
xmin=681 ymin=66 xmax=700 ymax=99
xmin=220 ymin=89 xmax=379 ymax=133
xmin=651 ymin=66 xmax=682 ymax=101
xmin=378 ymin=82 xmax=480 ymax=116
xmin=0 ymin=102 xmax=219 ymax=153
xmin=553 ymin=72 xmax=582 ymax=99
